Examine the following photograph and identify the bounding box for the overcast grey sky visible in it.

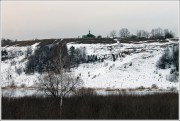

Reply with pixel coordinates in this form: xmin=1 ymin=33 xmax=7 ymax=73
xmin=1 ymin=1 xmax=179 ymax=40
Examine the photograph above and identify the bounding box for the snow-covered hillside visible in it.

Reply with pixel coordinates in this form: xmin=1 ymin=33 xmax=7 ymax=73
xmin=67 ymin=41 xmax=179 ymax=90
xmin=1 ymin=40 xmax=179 ymax=92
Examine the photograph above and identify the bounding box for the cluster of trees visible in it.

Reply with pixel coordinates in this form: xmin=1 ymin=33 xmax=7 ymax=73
xmin=1 ymin=38 xmax=15 ymax=46
xmin=157 ymin=44 xmax=179 ymax=82
xmin=157 ymin=44 xmax=179 ymax=70
xmin=26 ymin=46 xmax=51 ymax=73
xmin=164 ymin=29 xmax=174 ymax=38
xmin=69 ymin=46 xmax=87 ymax=67
xmin=87 ymin=55 xmax=98 ymax=63
xmin=26 ymin=43 xmax=100 ymax=74
xmin=109 ymin=28 xmax=175 ymax=39
xmin=136 ymin=30 xmax=149 ymax=39
xmin=69 ymin=46 xmax=98 ymax=67
xmin=26 ymin=42 xmax=70 ymax=74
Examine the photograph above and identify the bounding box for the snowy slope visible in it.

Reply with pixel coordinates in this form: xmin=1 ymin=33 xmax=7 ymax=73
xmin=1 ymin=40 xmax=179 ymax=91
xmin=67 ymin=41 xmax=179 ymax=90
xmin=1 ymin=43 xmax=40 ymax=87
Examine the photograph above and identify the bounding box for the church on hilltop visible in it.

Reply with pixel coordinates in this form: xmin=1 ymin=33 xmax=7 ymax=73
xmin=82 ymin=30 xmax=96 ymax=38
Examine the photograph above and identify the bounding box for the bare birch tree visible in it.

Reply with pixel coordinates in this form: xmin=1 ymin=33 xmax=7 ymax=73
xmin=36 ymin=41 xmax=83 ymax=118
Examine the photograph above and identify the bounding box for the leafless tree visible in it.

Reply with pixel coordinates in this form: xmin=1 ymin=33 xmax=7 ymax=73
xmin=136 ymin=30 xmax=149 ymax=38
xmin=36 ymin=41 xmax=83 ymax=118
xmin=119 ymin=28 xmax=130 ymax=39
xmin=151 ymin=29 xmax=155 ymax=39
xmin=37 ymin=71 xmax=82 ymax=98
xmin=150 ymin=28 xmax=164 ymax=39
xmin=110 ymin=30 xmax=117 ymax=38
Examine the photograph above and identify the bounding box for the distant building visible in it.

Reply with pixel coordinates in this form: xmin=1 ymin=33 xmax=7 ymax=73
xmin=82 ymin=30 xmax=96 ymax=38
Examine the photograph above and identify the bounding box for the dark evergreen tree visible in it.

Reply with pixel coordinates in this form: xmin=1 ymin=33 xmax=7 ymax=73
xmin=164 ymin=29 xmax=174 ymax=39
xmin=1 ymin=50 xmax=8 ymax=61
xmin=26 ymin=46 xmax=51 ymax=74
xmin=112 ymin=54 xmax=116 ymax=61
xmin=157 ymin=45 xmax=179 ymax=71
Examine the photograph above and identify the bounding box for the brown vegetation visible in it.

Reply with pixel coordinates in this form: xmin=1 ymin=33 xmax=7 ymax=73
xmin=2 ymin=92 xmax=178 ymax=119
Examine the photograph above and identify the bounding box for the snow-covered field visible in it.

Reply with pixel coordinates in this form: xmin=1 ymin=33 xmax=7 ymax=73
xmin=67 ymin=41 xmax=179 ymax=90
xmin=1 ymin=40 xmax=179 ymax=96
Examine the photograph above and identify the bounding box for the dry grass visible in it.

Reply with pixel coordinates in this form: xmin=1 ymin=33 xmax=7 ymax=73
xmin=2 ymin=92 xmax=178 ymax=119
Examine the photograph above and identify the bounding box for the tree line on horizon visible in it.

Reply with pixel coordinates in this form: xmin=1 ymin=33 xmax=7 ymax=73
xmin=1 ymin=27 xmax=176 ymax=43
xmin=109 ymin=28 xmax=175 ymax=40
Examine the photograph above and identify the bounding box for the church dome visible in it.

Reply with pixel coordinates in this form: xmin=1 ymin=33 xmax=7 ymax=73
xmin=82 ymin=30 xmax=95 ymax=38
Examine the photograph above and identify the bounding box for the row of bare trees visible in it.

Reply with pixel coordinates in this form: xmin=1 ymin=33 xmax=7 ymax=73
xmin=109 ymin=28 xmax=175 ymax=39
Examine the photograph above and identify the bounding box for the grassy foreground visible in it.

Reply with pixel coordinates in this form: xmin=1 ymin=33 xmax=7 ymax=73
xmin=2 ymin=93 xmax=178 ymax=119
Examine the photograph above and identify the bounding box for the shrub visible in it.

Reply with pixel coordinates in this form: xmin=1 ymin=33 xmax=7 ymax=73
xmin=151 ymin=84 xmax=158 ymax=89
xmin=16 ymin=67 xmax=23 ymax=76
xmin=170 ymin=69 xmax=176 ymax=74
xmin=136 ymin=86 xmax=145 ymax=90
xmin=10 ymin=60 xmax=16 ymax=66
xmin=20 ymin=83 xmax=26 ymax=88
xmin=166 ymin=72 xmax=179 ymax=82
xmin=169 ymin=87 xmax=177 ymax=92
xmin=97 ymin=35 xmax=102 ymax=38
xmin=9 ymin=80 xmax=16 ymax=88
xmin=123 ymin=50 xmax=131 ymax=55
xmin=75 ymin=88 xmax=97 ymax=96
